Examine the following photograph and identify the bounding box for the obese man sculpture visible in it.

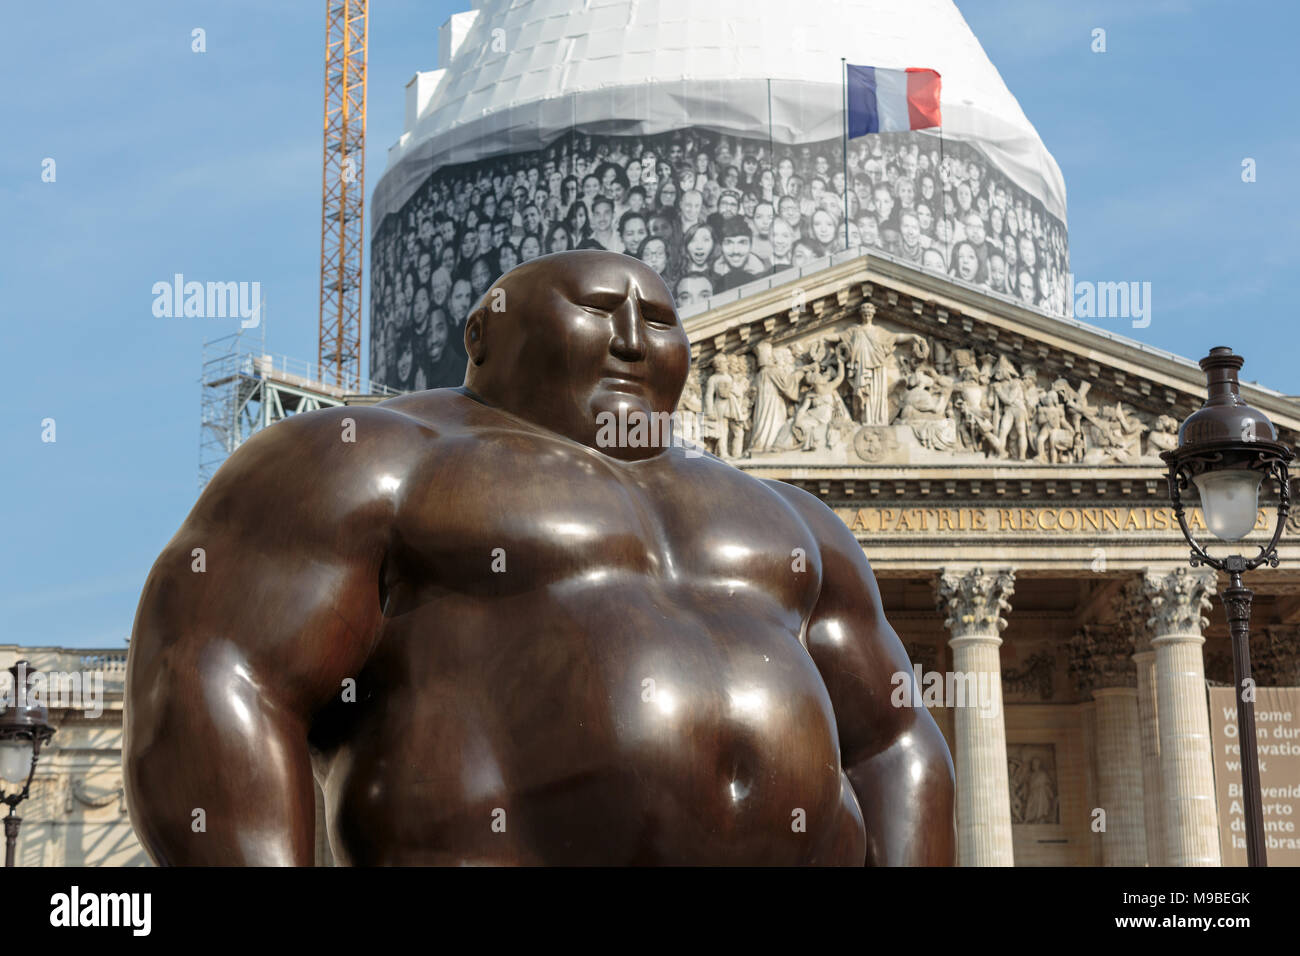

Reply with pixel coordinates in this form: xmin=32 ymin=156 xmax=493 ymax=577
xmin=125 ymin=250 xmax=955 ymax=866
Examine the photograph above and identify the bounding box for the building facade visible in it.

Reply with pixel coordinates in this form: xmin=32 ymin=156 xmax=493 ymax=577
xmin=8 ymin=250 xmax=1300 ymax=867
xmin=0 ymin=648 xmax=143 ymax=867
xmin=676 ymin=247 xmax=1300 ymax=865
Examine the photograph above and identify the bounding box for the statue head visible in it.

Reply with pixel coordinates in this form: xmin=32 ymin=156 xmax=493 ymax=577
xmin=464 ymin=250 xmax=691 ymax=461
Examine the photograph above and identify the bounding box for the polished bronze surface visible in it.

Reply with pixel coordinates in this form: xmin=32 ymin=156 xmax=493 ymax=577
xmin=125 ymin=250 xmax=955 ymax=865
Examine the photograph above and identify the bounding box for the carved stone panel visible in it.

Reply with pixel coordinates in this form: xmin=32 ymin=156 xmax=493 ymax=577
xmin=1008 ymin=743 xmax=1060 ymax=825
xmin=690 ymin=306 xmax=1186 ymax=466
xmin=1003 ymin=651 xmax=1056 ymax=702
xmin=904 ymin=640 xmax=940 ymax=676
xmin=1067 ymin=625 xmax=1137 ymax=696
xmin=1205 ymin=626 xmax=1300 ymax=687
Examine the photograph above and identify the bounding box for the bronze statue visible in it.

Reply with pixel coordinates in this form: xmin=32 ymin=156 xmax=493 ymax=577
xmin=125 ymin=250 xmax=955 ymax=865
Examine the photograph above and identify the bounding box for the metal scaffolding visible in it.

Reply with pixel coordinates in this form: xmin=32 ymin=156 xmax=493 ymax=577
xmin=199 ymin=331 xmax=399 ymax=487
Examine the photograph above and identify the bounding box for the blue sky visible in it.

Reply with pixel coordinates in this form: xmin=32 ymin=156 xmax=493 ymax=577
xmin=2 ymin=0 xmax=1297 ymax=649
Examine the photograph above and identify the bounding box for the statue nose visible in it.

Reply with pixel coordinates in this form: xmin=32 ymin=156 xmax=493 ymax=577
xmin=610 ymin=299 xmax=646 ymax=361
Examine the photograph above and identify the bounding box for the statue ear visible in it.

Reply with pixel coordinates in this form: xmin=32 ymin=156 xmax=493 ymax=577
xmin=466 ymin=308 xmax=487 ymax=365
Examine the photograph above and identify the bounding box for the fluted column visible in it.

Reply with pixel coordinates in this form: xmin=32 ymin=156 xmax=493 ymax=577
xmin=1132 ymin=646 xmax=1164 ymax=865
xmin=936 ymin=567 xmax=1015 ymax=867
xmin=1120 ymin=576 xmax=1166 ymax=867
xmin=1068 ymin=623 xmax=1147 ymax=865
xmin=1145 ymin=567 xmax=1221 ymax=867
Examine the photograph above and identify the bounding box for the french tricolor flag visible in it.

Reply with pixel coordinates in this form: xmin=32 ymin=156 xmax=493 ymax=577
xmin=846 ymin=65 xmax=942 ymax=136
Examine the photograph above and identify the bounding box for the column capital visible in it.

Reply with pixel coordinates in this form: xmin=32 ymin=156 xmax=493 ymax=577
xmin=1067 ymin=624 xmax=1136 ymax=695
xmin=1142 ymin=567 xmax=1216 ymax=641
xmin=936 ymin=566 xmax=1015 ymax=640
xmin=1116 ymin=576 xmax=1153 ymax=654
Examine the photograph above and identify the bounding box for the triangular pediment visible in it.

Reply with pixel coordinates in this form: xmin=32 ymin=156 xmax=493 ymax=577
xmin=679 ymin=252 xmax=1300 ymax=473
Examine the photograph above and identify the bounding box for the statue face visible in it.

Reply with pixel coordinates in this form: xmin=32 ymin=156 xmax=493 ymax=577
xmin=466 ymin=251 xmax=691 ymax=461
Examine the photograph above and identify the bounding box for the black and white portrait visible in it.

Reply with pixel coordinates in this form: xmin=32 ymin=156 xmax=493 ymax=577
xmin=369 ymin=126 xmax=1069 ymax=391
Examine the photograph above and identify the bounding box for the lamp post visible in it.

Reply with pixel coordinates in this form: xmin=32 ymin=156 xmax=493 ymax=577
xmin=1160 ymin=346 xmax=1293 ymax=868
xmin=0 ymin=660 xmax=56 ymax=867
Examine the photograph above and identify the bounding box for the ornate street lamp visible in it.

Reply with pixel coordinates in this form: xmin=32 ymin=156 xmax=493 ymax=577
xmin=0 ymin=660 xmax=56 ymax=867
xmin=1161 ymin=346 xmax=1293 ymax=868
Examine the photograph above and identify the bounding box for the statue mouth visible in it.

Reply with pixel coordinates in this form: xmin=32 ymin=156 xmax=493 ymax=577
xmin=601 ymin=366 xmax=649 ymax=388
xmin=601 ymin=375 xmax=648 ymax=394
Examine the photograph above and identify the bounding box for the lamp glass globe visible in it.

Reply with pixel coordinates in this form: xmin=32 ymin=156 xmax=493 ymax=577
xmin=0 ymin=738 xmax=34 ymax=784
xmin=1193 ymin=469 xmax=1263 ymax=542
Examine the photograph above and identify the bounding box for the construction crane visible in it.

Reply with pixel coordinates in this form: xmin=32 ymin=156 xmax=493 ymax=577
xmin=319 ymin=0 xmax=369 ymax=391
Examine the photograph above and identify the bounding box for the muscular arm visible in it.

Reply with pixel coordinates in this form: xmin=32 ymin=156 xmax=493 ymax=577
xmin=769 ymin=482 xmax=956 ymax=866
xmin=124 ymin=405 xmax=420 ymax=865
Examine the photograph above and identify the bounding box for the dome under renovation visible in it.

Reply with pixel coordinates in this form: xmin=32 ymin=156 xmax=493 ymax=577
xmin=369 ymin=0 xmax=1068 ymax=390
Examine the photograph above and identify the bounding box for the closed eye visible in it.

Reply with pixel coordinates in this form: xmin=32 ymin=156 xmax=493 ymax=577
xmin=576 ymin=296 xmax=677 ymax=328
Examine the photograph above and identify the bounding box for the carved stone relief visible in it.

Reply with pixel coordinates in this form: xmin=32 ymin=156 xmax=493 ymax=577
xmin=1067 ymin=625 xmax=1137 ymax=696
xmin=1205 ymin=625 xmax=1300 ymax=688
xmin=1003 ymin=651 xmax=1056 ymax=702
xmin=689 ymin=303 xmax=1187 ymax=466
xmin=904 ymin=641 xmax=940 ymax=676
xmin=1008 ymin=743 xmax=1060 ymax=825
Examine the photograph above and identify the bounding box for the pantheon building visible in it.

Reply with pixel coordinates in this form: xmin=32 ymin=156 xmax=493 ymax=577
xmin=6 ymin=0 xmax=1298 ymax=867
xmin=8 ymin=262 xmax=1299 ymax=867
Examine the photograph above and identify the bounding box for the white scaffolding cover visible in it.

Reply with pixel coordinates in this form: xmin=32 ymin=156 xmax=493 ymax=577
xmin=373 ymin=0 xmax=1067 ymax=232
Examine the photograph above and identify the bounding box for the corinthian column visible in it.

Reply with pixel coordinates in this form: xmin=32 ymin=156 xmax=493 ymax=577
xmin=936 ymin=567 xmax=1015 ymax=867
xmin=1067 ymin=624 xmax=1147 ymax=865
xmin=1144 ymin=567 xmax=1221 ymax=867
xmin=1122 ymin=578 xmax=1166 ymax=866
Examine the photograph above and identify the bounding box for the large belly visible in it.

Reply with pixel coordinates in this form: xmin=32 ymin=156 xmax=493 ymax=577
xmin=320 ymin=577 xmax=865 ymax=865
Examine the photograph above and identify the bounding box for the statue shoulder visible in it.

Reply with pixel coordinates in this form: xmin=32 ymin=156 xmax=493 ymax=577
xmin=197 ymin=401 xmax=438 ymax=526
xmin=759 ymin=479 xmax=845 ymax=547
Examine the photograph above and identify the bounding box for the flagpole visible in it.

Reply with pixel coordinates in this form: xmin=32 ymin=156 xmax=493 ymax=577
xmin=939 ymin=124 xmax=949 ymax=272
xmin=841 ymin=58 xmax=849 ymax=253
xmin=767 ymin=77 xmax=774 ymax=183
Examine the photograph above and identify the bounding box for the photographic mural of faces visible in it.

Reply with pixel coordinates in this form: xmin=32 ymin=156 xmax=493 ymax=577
xmin=370 ymin=126 xmax=1068 ymax=390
